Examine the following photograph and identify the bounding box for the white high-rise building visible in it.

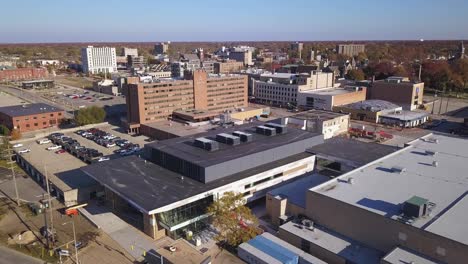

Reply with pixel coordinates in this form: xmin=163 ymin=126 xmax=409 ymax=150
xmin=81 ymin=46 xmax=117 ymax=74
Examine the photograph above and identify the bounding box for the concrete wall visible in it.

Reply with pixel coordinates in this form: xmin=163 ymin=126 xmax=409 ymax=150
xmin=304 ymin=190 xmax=468 ymax=264
xmin=266 ymin=193 xmax=305 ymax=226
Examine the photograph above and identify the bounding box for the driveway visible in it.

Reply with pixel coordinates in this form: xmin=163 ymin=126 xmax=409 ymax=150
xmin=79 ymin=201 xmax=173 ymax=261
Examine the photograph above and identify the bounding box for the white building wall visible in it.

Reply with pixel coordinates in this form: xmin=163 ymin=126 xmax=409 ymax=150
xmin=253 ymin=81 xmax=304 ymax=105
xmin=81 ymin=46 xmax=117 ymax=74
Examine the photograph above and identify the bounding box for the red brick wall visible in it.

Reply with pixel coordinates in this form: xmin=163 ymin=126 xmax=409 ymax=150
xmin=0 ymin=68 xmax=49 ymax=81
xmin=2 ymin=111 xmax=65 ymax=132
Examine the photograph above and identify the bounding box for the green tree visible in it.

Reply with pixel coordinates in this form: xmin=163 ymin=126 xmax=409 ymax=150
xmin=0 ymin=125 xmax=10 ymax=136
xmin=206 ymin=192 xmax=259 ymax=247
xmin=346 ymin=69 xmax=366 ymax=81
xmin=75 ymin=106 xmax=106 ymax=126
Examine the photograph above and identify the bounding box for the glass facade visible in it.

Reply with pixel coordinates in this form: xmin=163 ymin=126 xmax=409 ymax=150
xmin=158 ymin=195 xmax=213 ymax=238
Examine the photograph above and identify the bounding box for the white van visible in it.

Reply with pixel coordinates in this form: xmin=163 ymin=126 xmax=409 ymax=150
xmin=37 ymin=139 xmax=51 ymax=145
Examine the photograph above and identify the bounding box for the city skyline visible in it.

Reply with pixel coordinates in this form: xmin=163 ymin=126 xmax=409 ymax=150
xmin=1 ymin=0 xmax=468 ymax=43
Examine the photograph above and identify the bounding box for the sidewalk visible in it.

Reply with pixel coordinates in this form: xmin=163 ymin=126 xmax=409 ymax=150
xmin=79 ymin=202 xmax=173 ymax=260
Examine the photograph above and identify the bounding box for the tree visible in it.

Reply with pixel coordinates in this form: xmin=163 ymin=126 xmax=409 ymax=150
xmin=451 ymin=59 xmax=468 ymax=91
xmin=346 ymin=69 xmax=365 ymax=81
xmin=0 ymin=125 xmax=10 ymax=136
xmin=421 ymin=61 xmax=452 ymax=91
xmin=75 ymin=106 xmax=106 ymax=126
xmin=206 ymin=192 xmax=258 ymax=247
xmin=10 ymin=129 xmax=21 ymax=140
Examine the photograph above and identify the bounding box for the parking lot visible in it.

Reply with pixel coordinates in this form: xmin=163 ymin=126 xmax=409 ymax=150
xmin=13 ymin=124 xmax=150 ymax=205
xmin=36 ymin=85 xmax=125 ymax=111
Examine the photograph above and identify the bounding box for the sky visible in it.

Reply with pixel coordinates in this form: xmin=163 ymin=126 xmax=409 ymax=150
xmin=1 ymin=0 xmax=468 ymax=43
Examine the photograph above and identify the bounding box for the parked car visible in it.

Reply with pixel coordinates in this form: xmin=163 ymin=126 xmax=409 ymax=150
xmin=37 ymin=139 xmax=51 ymax=145
xmin=18 ymin=149 xmax=31 ymax=154
xmin=55 ymin=149 xmax=66 ymax=154
xmin=105 ymin=143 xmax=116 ymax=148
xmin=12 ymin=143 xmax=23 ymax=148
xmin=47 ymin=145 xmax=61 ymax=151
xmin=97 ymin=157 xmax=110 ymax=162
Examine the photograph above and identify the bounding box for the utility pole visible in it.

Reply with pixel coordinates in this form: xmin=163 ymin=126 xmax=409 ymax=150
xmin=418 ymin=63 xmax=422 ymax=82
xmin=5 ymin=142 xmax=20 ymax=206
xmin=62 ymin=221 xmax=79 ymax=264
xmin=44 ymin=165 xmax=55 ymax=246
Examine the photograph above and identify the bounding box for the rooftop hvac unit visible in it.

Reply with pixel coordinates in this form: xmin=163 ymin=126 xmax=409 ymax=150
xmin=301 ymin=219 xmax=314 ymax=229
xmin=194 ymin=137 xmax=219 ymax=151
xmin=425 ymin=150 xmax=437 ymax=156
xmin=348 ymin=177 xmax=355 ymax=184
xmin=403 ymin=196 xmax=429 ymax=218
xmin=432 ymin=161 xmax=439 ymax=167
xmin=256 ymin=126 xmax=276 ymax=136
xmin=232 ymin=131 xmax=253 ymax=142
xmin=391 ymin=166 xmax=406 ymax=174
xmin=265 ymin=123 xmax=288 ymax=134
xmin=215 ymin=133 xmax=240 ymax=146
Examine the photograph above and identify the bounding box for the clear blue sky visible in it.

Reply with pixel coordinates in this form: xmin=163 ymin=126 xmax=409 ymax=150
xmin=1 ymin=0 xmax=467 ymax=43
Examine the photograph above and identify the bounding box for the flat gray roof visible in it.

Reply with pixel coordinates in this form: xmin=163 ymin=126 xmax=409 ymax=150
xmin=311 ymin=134 xmax=468 ymax=240
xmin=280 ymin=221 xmax=382 ymax=264
xmin=81 ymin=152 xmax=314 ymax=213
xmin=383 ymin=247 xmax=442 ymax=264
xmin=340 ymin=100 xmax=400 ymax=112
xmin=268 ymin=173 xmax=330 ymax=208
xmin=146 ymin=122 xmax=322 ymax=168
xmin=0 ymin=103 xmax=63 ymax=117
xmin=308 ymin=137 xmax=399 ymax=167
xmin=299 ymin=87 xmax=356 ymax=96
xmin=425 ymin=194 xmax=468 ymax=246
xmin=290 ymin=109 xmax=348 ymax=121
xmin=380 ymin=110 xmax=429 ymax=121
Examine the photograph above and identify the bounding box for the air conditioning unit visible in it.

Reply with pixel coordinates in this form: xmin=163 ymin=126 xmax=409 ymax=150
xmin=391 ymin=166 xmax=406 ymax=174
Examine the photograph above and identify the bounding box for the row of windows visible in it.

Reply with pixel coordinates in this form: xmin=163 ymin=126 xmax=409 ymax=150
xmin=207 ymin=91 xmax=245 ymax=98
xmin=145 ymin=102 xmax=193 ymax=111
xmin=143 ymin=82 xmax=191 ymax=89
xmin=207 ymin=81 xmax=245 ymax=88
xmin=144 ymin=94 xmax=193 ymax=100
xmin=144 ymin=98 xmax=193 ymax=105
xmin=18 ymin=112 xmax=62 ymax=121
xmin=143 ymin=87 xmax=193 ymax=94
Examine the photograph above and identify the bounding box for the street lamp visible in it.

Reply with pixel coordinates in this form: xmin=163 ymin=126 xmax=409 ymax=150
xmin=62 ymin=221 xmax=79 ymax=264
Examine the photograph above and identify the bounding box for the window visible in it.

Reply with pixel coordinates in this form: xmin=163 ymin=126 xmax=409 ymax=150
xmin=58 ymin=113 xmax=62 ymax=116
xmin=43 ymin=122 xmax=46 ymax=125
xmin=398 ymin=232 xmax=407 ymax=241
xmin=273 ymin=172 xmax=283 ymax=179
xmin=33 ymin=117 xmax=37 ymax=119
xmin=34 ymin=123 xmax=38 ymax=126
xmin=436 ymin=247 xmax=446 ymax=257
xmin=253 ymin=177 xmax=271 ymax=186
xmin=26 ymin=124 xmax=30 ymax=128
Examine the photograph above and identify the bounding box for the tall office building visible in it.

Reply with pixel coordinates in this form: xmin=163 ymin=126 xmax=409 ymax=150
xmin=81 ymin=46 xmax=117 ymax=74
xmin=125 ymin=70 xmax=248 ymax=133
xmin=291 ymin=42 xmax=304 ymax=59
xmin=336 ymin=44 xmax=365 ymax=57
xmin=154 ymin=42 xmax=170 ymax=55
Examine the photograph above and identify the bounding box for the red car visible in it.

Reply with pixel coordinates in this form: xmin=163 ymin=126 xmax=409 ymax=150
xmin=55 ymin=149 xmax=66 ymax=154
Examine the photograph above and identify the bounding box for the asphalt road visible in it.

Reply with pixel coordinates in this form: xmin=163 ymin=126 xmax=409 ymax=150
xmin=0 ymin=246 xmax=44 ymax=264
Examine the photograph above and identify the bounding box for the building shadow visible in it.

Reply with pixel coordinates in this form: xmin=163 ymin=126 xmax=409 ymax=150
xmin=357 ymin=198 xmax=401 ymax=217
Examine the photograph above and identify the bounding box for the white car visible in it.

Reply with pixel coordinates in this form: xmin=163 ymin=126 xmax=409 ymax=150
xmin=37 ymin=139 xmax=51 ymax=145
xmin=12 ymin=143 xmax=23 ymax=148
xmin=105 ymin=143 xmax=116 ymax=148
xmin=97 ymin=157 xmax=110 ymax=162
xmin=47 ymin=145 xmax=61 ymax=151
xmin=18 ymin=149 xmax=31 ymax=154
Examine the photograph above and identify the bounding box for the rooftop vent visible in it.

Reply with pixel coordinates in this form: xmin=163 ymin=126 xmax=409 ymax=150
xmin=256 ymin=126 xmax=276 ymax=136
xmin=391 ymin=166 xmax=406 ymax=174
xmin=265 ymin=123 xmax=288 ymax=134
xmin=432 ymin=161 xmax=439 ymax=167
xmin=403 ymin=196 xmax=429 ymax=218
xmin=348 ymin=177 xmax=355 ymax=184
xmin=425 ymin=150 xmax=437 ymax=156
xmin=215 ymin=133 xmax=240 ymax=146
xmin=194 ymin=137 xmax=219 ymax=151
xmin=301 ymin=219 xmax=314 ymax=230
xmin=232 ymin=131 xmax=253 ymax=142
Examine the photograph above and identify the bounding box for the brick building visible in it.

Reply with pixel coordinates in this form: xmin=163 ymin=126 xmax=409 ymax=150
xmin=214 ymin=61 xmax=244 ymax=74
xmin=0 ymin=103 xmax=65 ymax=132
xmin=125 ymin=70 xmax=248 ymax=134
xmin=0 ymin=68 xmax=49 ymax=82
xmin=366 ymin=77 xmax=424 ymax=110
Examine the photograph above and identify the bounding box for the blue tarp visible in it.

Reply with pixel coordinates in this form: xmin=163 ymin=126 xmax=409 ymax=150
xmin=248 ymin=235 xmax=299 ymax=264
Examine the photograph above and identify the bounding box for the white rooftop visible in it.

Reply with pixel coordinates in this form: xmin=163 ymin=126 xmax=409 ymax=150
xmin=383 ymin=247 xmax=441 ymax=264
xmin=299 ymin=87 xmax=355 ymax=96
xmin=311 ymin=134 xmax=468 ymax=244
